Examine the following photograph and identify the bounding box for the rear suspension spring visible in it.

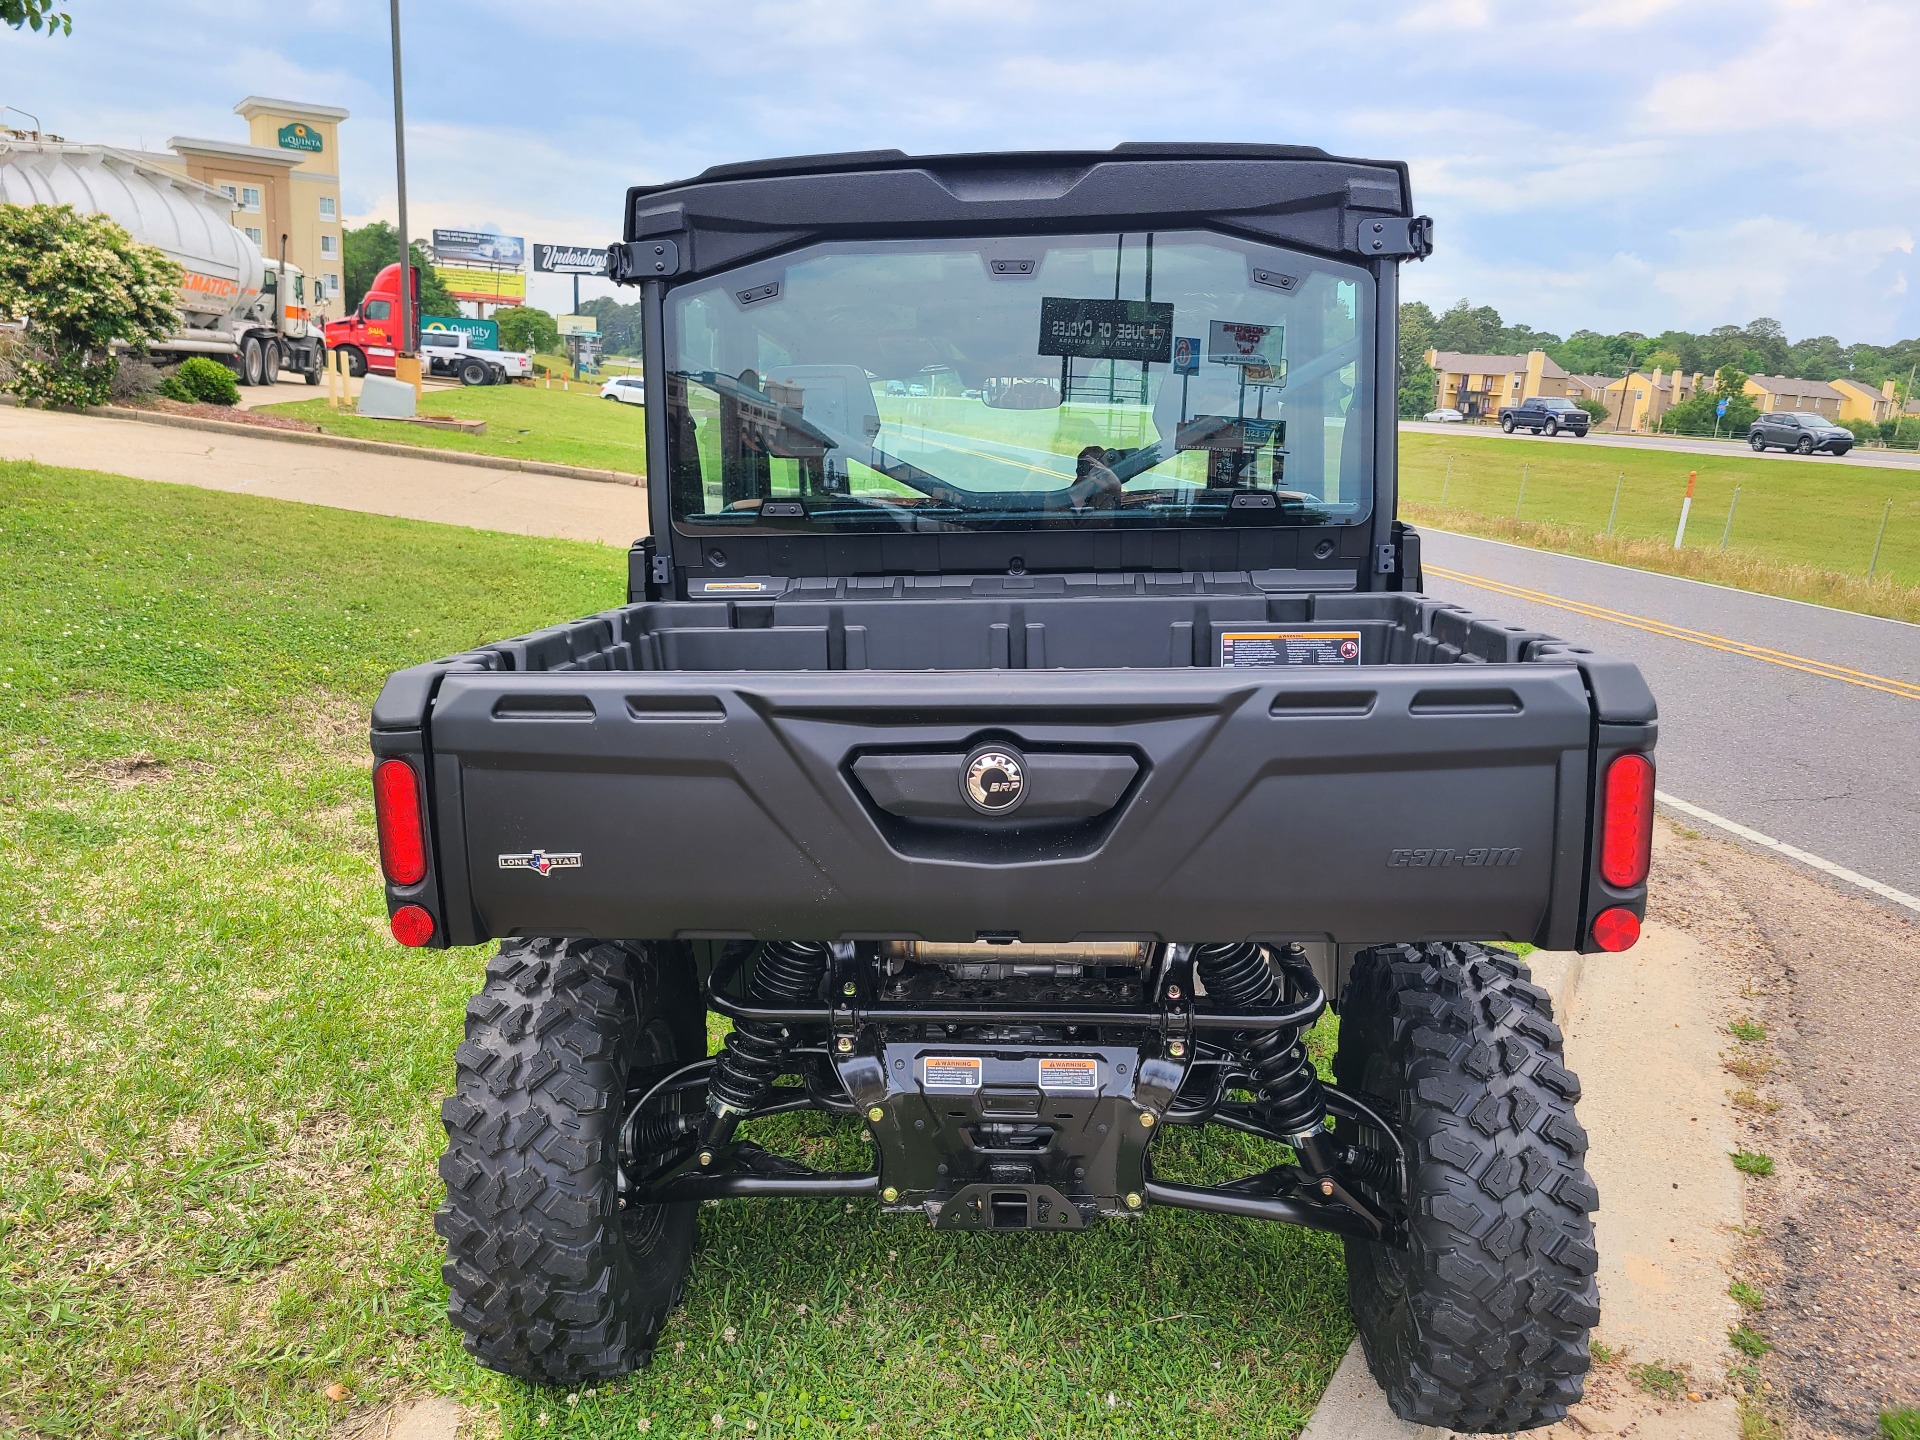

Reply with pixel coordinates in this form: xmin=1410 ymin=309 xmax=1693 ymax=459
xmin=1192 ymin=942 xmax=1329 ymax=1143
xmin=699 ymin=941 xmax=832 ymax=1154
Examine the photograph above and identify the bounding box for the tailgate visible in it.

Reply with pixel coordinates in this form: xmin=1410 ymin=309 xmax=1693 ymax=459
xmin=399 ymin=664 xmax=1602 ymax=949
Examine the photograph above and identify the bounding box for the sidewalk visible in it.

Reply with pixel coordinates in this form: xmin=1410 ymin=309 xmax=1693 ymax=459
xmin=0 ymin=405 xmax=649 ymax=548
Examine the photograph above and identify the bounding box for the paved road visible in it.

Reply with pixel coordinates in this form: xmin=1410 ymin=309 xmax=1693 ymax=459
xmin=1422 ymin=528 xmax=1920 ymax=898
xmin=1401 ymin=419 xmax=1920 ymax=471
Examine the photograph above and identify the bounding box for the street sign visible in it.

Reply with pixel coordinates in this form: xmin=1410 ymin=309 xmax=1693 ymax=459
xmin=556 ymin=314 xmax=598 ymax=335
xmin=1036 ymin=298 xmax=1174 ymax=364
xmin=1172 ymin=336 xmax=1200 ymax=375
xmin=534 ymin=243 xmax=609 ymax=276
xmin=431 ymin=229 xmax=525 ymax=268
xmin=1716 ymin=398 xmax=1730 ymax=417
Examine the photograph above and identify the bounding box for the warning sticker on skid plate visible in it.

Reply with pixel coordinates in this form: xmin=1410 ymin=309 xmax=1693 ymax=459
xmin=1221 ymin=630 xmax=1361 ymax=667
xmin=922 ymin=1056 xmax=982 ymax=1091
xmin=1037 ymin=1057 xmax=1099 ymax=1092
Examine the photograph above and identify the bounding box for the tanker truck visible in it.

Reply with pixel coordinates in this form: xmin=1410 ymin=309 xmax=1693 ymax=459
xmin=0 ymin=135 xmax=326 ymax=386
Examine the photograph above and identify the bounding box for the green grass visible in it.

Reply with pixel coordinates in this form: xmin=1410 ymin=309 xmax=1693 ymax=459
xmin=1402 ymin=432 xmax=1920 ymax=621
xmin=1882 ymin=1406 xmax=1920 ymax=1440
xmin=1729 ymin=1019 xmax=1767 ymax=1043
xmin=1731 ymin=1150 xmax=1776 ymax=1177
xmin=1629 ymin=1359 xmax=1690 ymax=1400
xmin=1729 ymin=1280 xmax=1765 ymax=1310
xmin=1729 ymin=1324 xmax=1772 ymax=1359
xmin=257 ymin=381 xmax=645 ymax=474
xmin=0 ymin=460 xmax=1351 ymax=1437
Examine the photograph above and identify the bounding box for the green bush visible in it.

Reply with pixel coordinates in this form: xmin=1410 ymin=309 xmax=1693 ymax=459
xmin=1575 ymin=397 xmax=1609 ymax=422
xmin=497 ymin=305 xmax=562 ymax=357
xmin=1839 ymin=416 xmax=1879 ymax=443
xmin=161 ymin=356 xmax=239 ymax=406
xmin=0 ymin=202 xmax=179 ymax=406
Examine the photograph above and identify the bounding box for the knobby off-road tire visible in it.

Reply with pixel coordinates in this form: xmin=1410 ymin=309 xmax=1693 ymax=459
xmin=1336 ymin=942 xmax=1600 ymax=1433
xmin=437 ymin=938 xmax=705 ymax=1383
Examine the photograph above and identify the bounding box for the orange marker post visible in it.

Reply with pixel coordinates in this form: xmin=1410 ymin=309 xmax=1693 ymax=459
xmin=1673 ymin=470 xmax=1696 ymax=548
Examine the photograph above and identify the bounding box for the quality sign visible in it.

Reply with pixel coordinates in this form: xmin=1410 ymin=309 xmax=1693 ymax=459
xmin=533 ymin=243 xmax=609 ymax=276
xmin=1036 ymin=298 xmax=1175 ymax=364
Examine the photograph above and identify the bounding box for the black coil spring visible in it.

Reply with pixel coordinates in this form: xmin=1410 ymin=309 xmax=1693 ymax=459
xmin=707 ymin=941 xmax=832 ymax=1115
xmin=1192 ymin=941 xmax=1328 ymax=1138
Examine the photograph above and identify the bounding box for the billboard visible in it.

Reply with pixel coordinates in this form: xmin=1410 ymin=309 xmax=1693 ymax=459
xmin=533 ymin=243 xmax=608 ymax=276
xmin=1207 ymin=320 xmax=1287 ymax=386
xmin=437 ymin=266 xmax=526 ymax=304
xmin=1035 ymin=298 xmax=1174 ymax=364
xmin=431 ymin=228 xmax=525 ymax=268
xmin=556 ymin=314 xmax=598 ymax=335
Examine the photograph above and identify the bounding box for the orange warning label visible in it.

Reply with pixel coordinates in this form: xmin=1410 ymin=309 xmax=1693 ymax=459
xmin=922 ymin=1056 xmax=982 ymax=1091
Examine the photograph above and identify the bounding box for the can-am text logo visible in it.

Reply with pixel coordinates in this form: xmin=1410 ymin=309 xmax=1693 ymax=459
xmin=499 ymin=850 xmax=582 ymax=876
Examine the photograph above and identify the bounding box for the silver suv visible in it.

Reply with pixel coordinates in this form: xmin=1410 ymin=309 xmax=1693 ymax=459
xmin=1749 ymin=410 xmax=1853 ymax=455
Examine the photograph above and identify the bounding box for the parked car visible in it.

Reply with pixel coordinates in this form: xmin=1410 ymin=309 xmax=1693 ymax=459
xmin=1422 ymin=407 xmax=1464 ymax=423
xmin=1748 ymin=411 xmax=1852 ymax=455
xmin=1499 ymin=396 xmax=1590 ymax=437
xmin=375 ymin=145 xmax=1650 ymax=1435
xmin=600 ymin=375 xmax=647 ymax=406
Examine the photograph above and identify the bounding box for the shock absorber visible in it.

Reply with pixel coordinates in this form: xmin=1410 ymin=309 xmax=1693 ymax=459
xmin=697 ymin=941 xmax=832 ymax=1159
xmin=1192 ymin=941 xmax=1336 ymax=1172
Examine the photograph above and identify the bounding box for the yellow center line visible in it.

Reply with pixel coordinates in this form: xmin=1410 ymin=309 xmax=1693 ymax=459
xmin=1427 ymin=564 xmax=1920 ymax=703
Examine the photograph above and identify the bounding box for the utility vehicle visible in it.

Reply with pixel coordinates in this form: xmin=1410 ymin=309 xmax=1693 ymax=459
xmin=369 ymin=144 xmax=1657 ymax=1432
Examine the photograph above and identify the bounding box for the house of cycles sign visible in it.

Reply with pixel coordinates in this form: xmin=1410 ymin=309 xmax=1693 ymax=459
xmin=1036 ymin=298 xmax=1175 ymax=364
xmin=533 ymin=243 xmax=609 ymax=276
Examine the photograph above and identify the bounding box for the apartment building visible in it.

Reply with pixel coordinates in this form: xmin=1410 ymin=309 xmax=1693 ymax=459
xmin=1425 ymin=350 xmax=1577 ymax=418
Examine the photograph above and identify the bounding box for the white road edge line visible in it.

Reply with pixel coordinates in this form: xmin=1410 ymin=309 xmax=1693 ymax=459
xmin=1656 ymin=791 xmax=1920 ymax=914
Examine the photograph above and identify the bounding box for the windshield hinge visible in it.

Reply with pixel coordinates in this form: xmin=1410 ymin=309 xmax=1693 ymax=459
xmin=1350 ymin=215 xmax=1433 ymax=260
xmin=1373 ymin=543 xmax=1398 ymax=576
xmin=607 ymin=237 xmax=681 ymax=284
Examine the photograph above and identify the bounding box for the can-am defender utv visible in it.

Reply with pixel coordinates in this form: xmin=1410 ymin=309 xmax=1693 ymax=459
xmin=369 ymin=144 xmax=1656 ymax=1432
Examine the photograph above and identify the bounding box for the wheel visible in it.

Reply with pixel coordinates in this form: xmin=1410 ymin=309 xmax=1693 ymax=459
xmin=437 ymin=938 xmax=706 ymax=1383
xmin=460 ymin=359 xmax=490 ymax=386
xmin=1544 ymin=419 xmax=1559 ymax=436
xmin=304 ymin=360 xmax=323 ymax=386
xmin=339 ymin=346 xmax=367 ymax=378
xmin=1335 ymin=942 xmax=1598 ymax=1433
xmin=1796 ymin=435 xmax=1814 ymax=455
xmin=239 ymin=335 xmax=265 ymax=387
xmin=1750 ymin=434 xmax=1766 ymax=451
xmin=1500 ymin=417 xmax=1515 ymax=433
xmin=262 ymin=340 xmax=281 ymax=386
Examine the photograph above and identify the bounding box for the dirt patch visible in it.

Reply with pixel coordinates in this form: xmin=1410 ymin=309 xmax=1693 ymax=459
xmin=90 ymin=752 xmax=213 ymax=788
xmin=1650 ymin=825 xmax=1920 ymax=1438
xmin=133 ymin=398 xmax=323 ymax=432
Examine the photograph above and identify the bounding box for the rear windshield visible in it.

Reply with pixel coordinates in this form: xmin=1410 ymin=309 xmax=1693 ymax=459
xmin=663 ymin=232 xmax=1375 ymax=536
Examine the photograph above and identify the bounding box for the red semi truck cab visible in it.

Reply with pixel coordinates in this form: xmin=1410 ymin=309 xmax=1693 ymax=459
xmin=323 ymin=262 xmax=421 ymax=377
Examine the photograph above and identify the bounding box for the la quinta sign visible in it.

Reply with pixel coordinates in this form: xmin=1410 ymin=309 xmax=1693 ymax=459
xmin=277 ymin=122 xmax=323 ymax=153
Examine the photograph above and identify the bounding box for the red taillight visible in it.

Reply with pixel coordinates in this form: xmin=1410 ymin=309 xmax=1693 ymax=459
xmin=390 ymin=903 xmax=435 ymax=946
xmin=1591 ymin=906 xmax=1641 ymax=952
xmin=373 ymin=758 xmax=426 ymax=885
xmin=1600 ymin=753 xmax=1655 ymax=888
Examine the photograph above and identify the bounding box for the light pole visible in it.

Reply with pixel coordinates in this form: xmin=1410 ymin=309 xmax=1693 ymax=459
xmin=389 ymin=0 xmax=419 ymax=394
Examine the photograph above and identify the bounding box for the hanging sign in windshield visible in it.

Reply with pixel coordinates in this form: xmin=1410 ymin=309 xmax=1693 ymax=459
xmin=1037 ymin=298 xmax=1175 ymax=364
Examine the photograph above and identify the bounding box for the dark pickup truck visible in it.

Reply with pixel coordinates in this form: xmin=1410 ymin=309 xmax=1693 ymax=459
xmin=370 ymin=145 xmax=1656 ymax=1433
xmin=1500 ymin=395 xmax=1592 ymax=436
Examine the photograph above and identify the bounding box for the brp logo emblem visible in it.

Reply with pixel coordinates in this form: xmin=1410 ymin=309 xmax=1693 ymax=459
xmin=963 ymin=747 xmax=1027 ymax=815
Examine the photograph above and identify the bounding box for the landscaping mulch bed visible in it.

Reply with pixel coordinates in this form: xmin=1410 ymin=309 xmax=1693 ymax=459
xmin=134 ymin=398 xmax=322 ymax=432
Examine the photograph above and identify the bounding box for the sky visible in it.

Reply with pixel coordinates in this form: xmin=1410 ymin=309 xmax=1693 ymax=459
xmin=2 ymin=0 xmax=1915 ymax=344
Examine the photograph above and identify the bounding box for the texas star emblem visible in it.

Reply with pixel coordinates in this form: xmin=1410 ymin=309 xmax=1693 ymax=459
xmin=498 ymin=850 xmax=582 ymax=876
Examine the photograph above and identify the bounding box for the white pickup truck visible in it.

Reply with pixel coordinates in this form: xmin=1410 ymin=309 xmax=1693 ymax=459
xmin=418 ymin=330 xmax=533 ymax=386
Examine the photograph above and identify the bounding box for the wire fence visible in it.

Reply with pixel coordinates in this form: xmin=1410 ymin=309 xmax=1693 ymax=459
xmin=1403 ymin=443 xmax=1920 ymax=590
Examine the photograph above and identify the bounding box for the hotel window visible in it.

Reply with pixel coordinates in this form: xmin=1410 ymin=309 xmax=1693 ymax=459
xmin=324 ymin=273 xmax=340 ymax=296
xmin=319 ymin=195 xmax=337 ymax=220
xmin=320 ymin=234 xmax=337 ymax=257
xmin=218 ymin=183 xmax=238 ymax=204
xmin=243 ymin=226 xmax=264 ymax=246
xmin=240 ymin=186 xmax=261 ymax=212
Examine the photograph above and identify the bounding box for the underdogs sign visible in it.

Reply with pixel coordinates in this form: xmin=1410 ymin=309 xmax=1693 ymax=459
xmin=1037 ymin=298 xmax=1175 ymax=364
xmin=533 ymin=243 xmax=609 ymax=276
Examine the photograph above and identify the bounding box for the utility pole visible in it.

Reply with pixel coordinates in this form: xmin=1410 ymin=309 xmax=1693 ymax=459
xmin=389 ymin=0 xmax=419 ymax=394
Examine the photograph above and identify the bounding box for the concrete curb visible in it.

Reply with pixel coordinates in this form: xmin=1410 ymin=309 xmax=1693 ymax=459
xmin=1297 ymin=949 xmax=1585 ymax=1440
xmin=80 ymin=404 xmax=644 ymax=487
